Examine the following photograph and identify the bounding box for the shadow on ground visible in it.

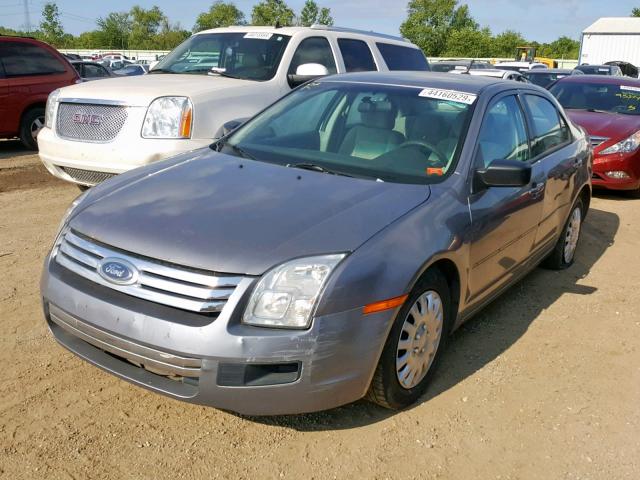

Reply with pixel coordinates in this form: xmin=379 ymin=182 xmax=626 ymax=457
xmin=0 ymin=139 xmax=34 ymax=161
xmin=244 ymin=207 xmax=619 ymax=431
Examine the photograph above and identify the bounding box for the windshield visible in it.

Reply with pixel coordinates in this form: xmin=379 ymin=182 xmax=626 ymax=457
xmin=153 ymin=32 xmax=291 ymax=80
xmin=223 ymin=82 xmax=474 ymax=184
xmin=431 ymin=63 xmax=466 ymax=73
xmin=550 ymin=81 xmax=640 ymax=115
xmin=524 ymin=72 xmax=569 ymax=88
xmin=575 ymin=65 xmax=612 ymax=75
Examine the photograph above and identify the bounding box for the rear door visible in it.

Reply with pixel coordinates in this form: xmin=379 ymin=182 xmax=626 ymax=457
xmin=467 ymin=93 xmax=546 ymax=302
xmin=0 ymin=54 xmax=9 ymax=134
xmin=520 ymin=93 xmax=578 ymax=251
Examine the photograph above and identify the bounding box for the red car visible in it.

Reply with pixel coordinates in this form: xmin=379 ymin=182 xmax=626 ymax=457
xmin=550 ymin=75 xmax=640 ymax=197
xmin=0 ymin=36 xmax=79 ymax=149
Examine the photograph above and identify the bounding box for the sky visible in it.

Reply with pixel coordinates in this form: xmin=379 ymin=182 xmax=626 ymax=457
xmin=1 ymin=0 xmax=639 ymax=43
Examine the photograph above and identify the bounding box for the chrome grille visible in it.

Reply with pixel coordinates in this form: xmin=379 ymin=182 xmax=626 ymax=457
xmin=56 ymin=103 xmax=128 ymax=142
xmin=61 ymin=167 xmax=116 ymax=185
xmin=54 ymin=230 xmax=245 ymax=314
xmin=590 ymin=136 xmax=609 ymax=148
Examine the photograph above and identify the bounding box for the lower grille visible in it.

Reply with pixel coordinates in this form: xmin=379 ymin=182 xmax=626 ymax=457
xmin=61 ymin=167 xmax=116 ymax=185
xmin=56 ymin=102 xmax=128 ymax=142
xmin=54 ymin=229 xmax=246 ymax=314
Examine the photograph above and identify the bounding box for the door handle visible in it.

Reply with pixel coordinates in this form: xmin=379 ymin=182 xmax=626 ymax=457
xmin=573 ymin=157 xmax=583 ymax=168
xmin=530 ymin=182 xmax=546 ymax=198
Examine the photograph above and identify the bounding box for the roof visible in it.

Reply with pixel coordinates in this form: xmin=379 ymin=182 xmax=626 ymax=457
xmin=318 ymin=71 xmax=506 ymax=94
xmin=554 ymin=74 xmax=640 ymax=85
xmin=524 ymin=69 xmax=575 ymax=74
xmin=583 ymin=17 xmax=640 ymax=34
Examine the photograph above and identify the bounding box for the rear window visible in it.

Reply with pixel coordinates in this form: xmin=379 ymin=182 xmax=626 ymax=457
xmin=376 ymin=43 xmax=430 ymax=71
xmin=0 ymin=41 xmax=67 ymax=77
xmin=337 ymin=38 xmax=376 ymax=72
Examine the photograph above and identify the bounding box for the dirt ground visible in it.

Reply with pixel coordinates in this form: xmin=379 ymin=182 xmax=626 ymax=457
xmin=0 ymin=139 xmax=638 ymax=480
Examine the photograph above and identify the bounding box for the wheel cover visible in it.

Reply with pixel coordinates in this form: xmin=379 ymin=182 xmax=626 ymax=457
xmin=396 ymin=290 xmax=444 ymax=389
xmin=563 ymin=207 xmax=582 ymax=264
xmin=30 ymin=116 xmax=45 ymax=141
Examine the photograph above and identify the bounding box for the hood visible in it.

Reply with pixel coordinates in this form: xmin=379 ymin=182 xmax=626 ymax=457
xmin=566 ymin=109 xmax=640 ymax=144
xmin=57 ymin=74 xmax=257 ymax=106
xmin=70 ymin=150 xmax=430 ymax=275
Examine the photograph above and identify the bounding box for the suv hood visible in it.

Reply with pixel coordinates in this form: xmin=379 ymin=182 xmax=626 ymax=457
xmin=565 ymin=109 xmax=640 ymax=143
xmin=57 ymin=74 xmax=257 ymax=106
xmin=69 ymin=150 xmax=431 ymax=275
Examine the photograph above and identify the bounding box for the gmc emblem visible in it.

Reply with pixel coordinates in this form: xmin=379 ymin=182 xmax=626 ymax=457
xmin=72 ymin=113 xmax=103 ymax=126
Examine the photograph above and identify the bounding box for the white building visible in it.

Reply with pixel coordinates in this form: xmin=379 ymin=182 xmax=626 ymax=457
xmin=580 ymin=17 xmax=640 ymax=66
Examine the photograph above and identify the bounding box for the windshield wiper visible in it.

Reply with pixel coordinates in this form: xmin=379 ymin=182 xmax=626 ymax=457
xmin=286 ymin=163 xmax=353 ymax=177
xmin=147 ymin=68 xmax=175 ymax=74
xmin=586 ymin=108 xmax=612 ymax=114
xmin=207 ymin=69 xmax=241 ymax=80
xmin=212 ymin=140 xmax=256 ymax=160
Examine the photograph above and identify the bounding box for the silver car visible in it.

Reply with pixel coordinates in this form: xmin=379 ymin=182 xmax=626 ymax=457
xmin=41 ymin=73 xmax=592 ymax=415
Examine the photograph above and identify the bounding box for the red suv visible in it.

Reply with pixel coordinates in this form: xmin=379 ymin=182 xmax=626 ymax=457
xmin=0 ymin=36 xmax=79 ymax=149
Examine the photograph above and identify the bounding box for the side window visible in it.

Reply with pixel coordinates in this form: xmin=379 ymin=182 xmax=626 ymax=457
xmin=476 ymin=95 xmax=530 ymax=167
xmin=522 ymin=95 xmax=570 ymax=157
xmin=0 ymin=42 xmax=66 ymax=76
xmin=83 ymin=64 xmax=106 ymax=78
xmin=376 ymin=43 xmax=430 ymax=71
xmin=288 ymin=37 xmax=337 ymax=76
xmin=337 ymin=39 xmax=376 ymax=72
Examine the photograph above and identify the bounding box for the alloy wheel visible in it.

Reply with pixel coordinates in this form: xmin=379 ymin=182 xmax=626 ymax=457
xmin=563 ymin=207 xmax=582 ymax=264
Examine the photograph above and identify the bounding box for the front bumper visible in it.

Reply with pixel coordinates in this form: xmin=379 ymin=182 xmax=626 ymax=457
xmin=37 ymin=126 xmax=212 ymax=186
xmin=41 ymin=254 xmax=395 ymax=415
xmin=592 ymin=150 xmax=640 ymax=191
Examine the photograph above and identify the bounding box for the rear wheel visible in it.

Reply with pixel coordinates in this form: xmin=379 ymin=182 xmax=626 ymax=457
xmin=19 ymin=107 xmax=45 ymax=150
xmin=542 ymin=198 xmax=584 ymax=270
xmin=366 ymin=269 xmax=451 ymax=410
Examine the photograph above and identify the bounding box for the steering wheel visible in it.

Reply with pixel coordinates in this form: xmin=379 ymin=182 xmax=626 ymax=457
xmin=398 ymin=140 xmax=448 ymax=166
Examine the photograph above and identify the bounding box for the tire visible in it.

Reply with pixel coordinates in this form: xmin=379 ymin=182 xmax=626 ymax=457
xmin=19 ymin=107 xmax=45 ymax=150
xmin=366 ymin=269 xmax=452 ymax=410
xmin=542 ymin=198 xmax=584 ymax=270
xmin=77 ymin=185 xmax=90 ymax=192
xmin=626 ymin=187 xmax=640 ymax=199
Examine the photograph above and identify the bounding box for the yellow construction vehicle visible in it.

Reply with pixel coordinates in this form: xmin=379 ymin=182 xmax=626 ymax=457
xmin=515 ymin=46 xmax=558 ymax=68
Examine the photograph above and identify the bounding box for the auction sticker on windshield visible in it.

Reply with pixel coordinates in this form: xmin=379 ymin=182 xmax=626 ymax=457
xmin=244 ymin=32 xmax=273 ymax=40
xmin=419 ymin=88 xmax=477 ymax=105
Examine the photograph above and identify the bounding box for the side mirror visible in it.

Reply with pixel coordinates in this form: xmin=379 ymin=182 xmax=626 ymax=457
xmin=287 ymin=63 xmax=329 ymax=88
xmin=215 ymin=118 xmax=249 ymax=138
xmin=474 ymin=159 xmax=532 ymax=191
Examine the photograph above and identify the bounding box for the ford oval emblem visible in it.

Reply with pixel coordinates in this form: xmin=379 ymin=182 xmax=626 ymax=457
xmin=98 ymin=258 xmax=138 ymax=285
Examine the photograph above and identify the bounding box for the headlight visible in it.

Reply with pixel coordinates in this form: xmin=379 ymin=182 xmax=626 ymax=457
xmin=600 ymin=130 xmax=640 ymax=155
xmin=141 ymin=96 xmax=193 ymax=139
xmin=243 ymin=254 xmax=346 ymax=329
xmin=45 ymin=88 xmax=61 ymax=129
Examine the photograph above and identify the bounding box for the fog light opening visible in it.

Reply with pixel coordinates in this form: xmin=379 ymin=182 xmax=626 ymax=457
xmin=605 ymin=171 xmax=630 ymax=179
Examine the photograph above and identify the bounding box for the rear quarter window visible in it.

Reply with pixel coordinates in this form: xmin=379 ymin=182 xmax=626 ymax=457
xmin=337 ymin=38 xmax=377 ymax=72
xmin=376 ymin=43 xmax=430 ymax=71
xmin=0 ymin=41 xmax=67 ymax=77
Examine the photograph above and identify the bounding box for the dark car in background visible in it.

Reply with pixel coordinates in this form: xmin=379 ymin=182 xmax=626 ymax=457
xmin=605 ymin=61 xmax=639 ymax=78
xmin=0 ymin=35 xmax=79 ymax=149
xmin=431 ymin=59 xmax=492 ymax=73
xmin=69 ymin=60 xmax=114 ymax=82
xmin=523 ymin=68 xmax=583 ymax=89
xmin=113 ymin=64 xmax=149 ymax=76
xmin=574 ymin=64 xmax=623 ymax=76
xmin=550 ymin=75 xmax=640 ymax=196
xmin=42 ymin=73 xmax=591 ymax=415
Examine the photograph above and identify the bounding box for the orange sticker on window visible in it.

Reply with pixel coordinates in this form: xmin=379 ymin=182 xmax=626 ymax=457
xmin=426 ymin=167 xmax=444 ymax=176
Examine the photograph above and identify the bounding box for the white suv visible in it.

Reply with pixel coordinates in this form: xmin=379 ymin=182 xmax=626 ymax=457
xmin=38 ymin=25 xmax=429 ymax=188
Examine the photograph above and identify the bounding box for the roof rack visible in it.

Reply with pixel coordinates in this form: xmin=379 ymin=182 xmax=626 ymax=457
xmin=309 ymin=24 xmax=408 ymax=43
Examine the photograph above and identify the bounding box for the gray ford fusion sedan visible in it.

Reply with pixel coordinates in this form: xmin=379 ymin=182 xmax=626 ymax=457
xmin=41 ymin=72 xmax=592 ymax=415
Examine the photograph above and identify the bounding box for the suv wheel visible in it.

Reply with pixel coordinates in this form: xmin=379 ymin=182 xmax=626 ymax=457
xmin=20 ymin=107 xmax=45 ymax=150
xmin=366 ymin=269 xmax=451 ymax=410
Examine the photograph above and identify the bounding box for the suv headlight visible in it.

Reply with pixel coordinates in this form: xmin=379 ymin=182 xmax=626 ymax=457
xmin=45 ymin=88 xmax=61 ymax=129
xmin=243 ymin=254 xmax=346 ymax=329
xmin=141 ymin=96 xmax=193 ymax=139
xmin=600 ymin=130 xmax=640 ymax=155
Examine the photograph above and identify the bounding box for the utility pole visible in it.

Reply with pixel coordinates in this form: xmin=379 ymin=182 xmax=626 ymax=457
xmin=23 ymin=0 xmax=32 ymax=33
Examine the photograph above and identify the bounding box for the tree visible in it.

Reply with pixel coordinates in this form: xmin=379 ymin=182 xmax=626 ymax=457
xmin=540 ymin=36 xmax=580 ymax=59
xmin=129 ymin=6 xmax=166 ymax=49
xmin=96 ymin=12 xmax=132 ymax=49
xmin=40 ymin=2 xmax=65 ymax=47
xmin=317 ymin=7 xmax=333 ymax=26
xmin=400 ymin=0 xmax=478 ymax=57
xmin=298 ymin=0 xmax=333 ymax=26
xmin=194 ymin=1 xmax=245 ymax=32
xmin=251 ymin=0 xmax=295 ymax=26
xmin=491 ymin=29 xmax=526 ymax=57
xmin=632 ymin=7 xmax=640 ymax=16
xmin=444 ymin=27 xmax=492 ymax=58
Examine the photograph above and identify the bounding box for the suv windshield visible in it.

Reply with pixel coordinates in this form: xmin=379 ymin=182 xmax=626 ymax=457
xmin=222 ymin=81 xmax=474 ymax=184
xmin=575 ymin=65 xmax=614 ymax=75
xmin=152 ymin=32 xmax=291 ymax=80
xmin=550 ymin=81 xmax=640 ymax=116
xmin=524 ymin=72 xmax=570 ymax=88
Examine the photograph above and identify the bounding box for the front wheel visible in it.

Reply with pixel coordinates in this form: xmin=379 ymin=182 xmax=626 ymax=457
xmin=366 ymin=269 xmax=451 ymax=410
xmin=542 ymin=198 xmax=584 ymax=270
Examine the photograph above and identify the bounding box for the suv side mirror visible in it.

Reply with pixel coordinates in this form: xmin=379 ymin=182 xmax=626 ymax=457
xmin=474 ymin=159 xmax=532 ymax=190
xmin=215 ymin=118 xmax=248 ymax=138
xmin=287 ymin=63 xmax=329 ymax=88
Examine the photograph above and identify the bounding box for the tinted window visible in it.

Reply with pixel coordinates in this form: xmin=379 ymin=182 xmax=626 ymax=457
xmin=337 ymin=39 xmax=376 ymax=72
xmin=376 ymin=43 xmax=430 ymax=71
xmin=575 ymin=65 xmax=612 ymax=75
xmin=550 ymin=81 xmax=640 ymax=115
xmin=477 ymin=96 xmax=529 ymax=167
xmin=0 ymin=41 xmax=66 ymax=77
xmin=83 ymin=64 xmax=109 ymax=78
xmin=522 ymin=95 xmax=570 ymax=157
xmin=288 ymin=37 xmax=337 ymax=76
